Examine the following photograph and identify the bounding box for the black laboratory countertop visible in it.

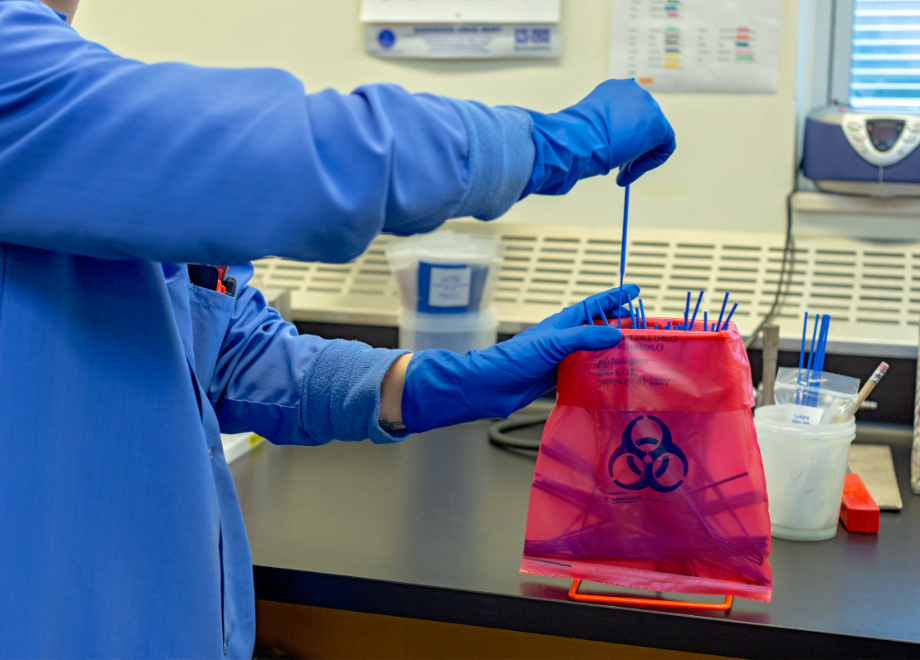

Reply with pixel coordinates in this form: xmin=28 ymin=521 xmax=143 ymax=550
xmin=231 ymin=420 xmax=920 ymax=660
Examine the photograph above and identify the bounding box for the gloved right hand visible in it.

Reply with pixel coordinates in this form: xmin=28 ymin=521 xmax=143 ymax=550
xmin=519 ymin=79 xmax=676 ymax=196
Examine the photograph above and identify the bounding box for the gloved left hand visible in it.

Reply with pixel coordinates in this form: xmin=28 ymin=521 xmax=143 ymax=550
xmin=401 ymin=285 xmax=640 ymax=433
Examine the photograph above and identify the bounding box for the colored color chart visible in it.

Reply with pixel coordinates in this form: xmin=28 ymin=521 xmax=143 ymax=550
xmin=735 ymin=26 xmax=753 ymax=61
xmin=665 ymin=26 xmax=681 ymax=68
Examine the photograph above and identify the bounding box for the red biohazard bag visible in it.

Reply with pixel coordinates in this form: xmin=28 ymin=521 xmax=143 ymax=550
xmin=520 ymin=319 xmax=772 ymax=602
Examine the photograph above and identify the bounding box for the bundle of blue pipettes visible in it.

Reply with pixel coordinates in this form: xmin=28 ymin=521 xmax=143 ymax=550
xmin=617 ymin=289 xmax=738 ymax=333
xmin=614 ymin=186 xmax=737 ymax=333
xmin=795 ymin=312 xmax=831 ymax=406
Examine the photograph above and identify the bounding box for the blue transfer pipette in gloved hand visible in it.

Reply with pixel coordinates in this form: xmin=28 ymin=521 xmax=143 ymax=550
xmin=401 ymin=284 xmax=640 ymax=433
xmin=518 ymin=79 xmax=676 ymax=196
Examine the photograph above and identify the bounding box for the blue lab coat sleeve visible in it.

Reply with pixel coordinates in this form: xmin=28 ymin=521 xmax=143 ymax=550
xmin=207 ymin=265 xmax=409 ymax=445
xmin=0 ymin=0 xmax=535 ymax=265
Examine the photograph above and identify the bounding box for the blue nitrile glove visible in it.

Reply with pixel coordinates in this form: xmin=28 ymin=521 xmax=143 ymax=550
xmin=401 ymin=285 xmax=640 ymax=433
xmin=519 ymin=79 xmax=676 ymax=196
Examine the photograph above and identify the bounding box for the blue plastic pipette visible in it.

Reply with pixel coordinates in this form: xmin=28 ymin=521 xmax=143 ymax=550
xmin=683 ymin=291 xmax=691 ymax=330
xmin=595 ymin=299 xmax=610 ymax=327
xmin=808 ymin=315 xmax=831 ymax=406
xmin=807 ymin=314 xmax=820 ymax=373
xmin=723 ymin=302 xmax=738 ymax=331
xmin=639 ymin=299 xmax=647 ymax=330
xmin=815 ymin=315 xmax=830 ymax=373
xmin=617 ymin=185 xmax=630 ymax=329
xmin=715 ymin=292 xmax=729 ymax=332
xmin=689 ymin=289 xmax=704 ymax=331
xmin=704 ymin=311 xmax=708 ymax=332
xmin=804 ymin=314 xmax=821 ymax=405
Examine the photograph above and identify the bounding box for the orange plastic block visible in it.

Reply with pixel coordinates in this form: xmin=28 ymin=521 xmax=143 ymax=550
xmin=840 ymin=473 xmax=880 ymax=534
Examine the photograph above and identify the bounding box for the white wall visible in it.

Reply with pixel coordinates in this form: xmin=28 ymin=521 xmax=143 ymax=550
xmin=73 ymin=0 xmax=799 ymax=234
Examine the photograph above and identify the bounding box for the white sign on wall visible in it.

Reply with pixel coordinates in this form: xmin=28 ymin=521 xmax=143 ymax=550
xmin=360 ymin=0 xmax=561 ymax=59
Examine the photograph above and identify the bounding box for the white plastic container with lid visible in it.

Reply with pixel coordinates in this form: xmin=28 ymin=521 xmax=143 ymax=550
xmin=754 ymin=405 xmax=857 ymax=541
xmin=385 ymin=231 xmax=503 ymax=353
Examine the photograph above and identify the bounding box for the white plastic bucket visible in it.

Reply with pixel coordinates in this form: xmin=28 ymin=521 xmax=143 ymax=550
xmin=754 ymin=405 xmax=856 ymax=541
xmin=398 ymin=308 xmax=498 ymax=353
xmin=385 ymin=231 xmax=503 ymax=314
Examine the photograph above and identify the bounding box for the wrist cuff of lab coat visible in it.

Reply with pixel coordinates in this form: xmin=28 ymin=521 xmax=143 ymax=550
xmin=447 ymin=101 xmax=535 ymax=221
xmin=300 ymin=339 xmax=411 ymax=444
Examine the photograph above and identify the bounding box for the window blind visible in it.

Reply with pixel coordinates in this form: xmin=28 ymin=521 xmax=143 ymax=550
xmin=850 ymin=0 xmax=920 ymax=109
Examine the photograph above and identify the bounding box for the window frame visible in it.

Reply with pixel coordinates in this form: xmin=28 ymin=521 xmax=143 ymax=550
xmin=828 ymin=0 xmax=855 ymax=105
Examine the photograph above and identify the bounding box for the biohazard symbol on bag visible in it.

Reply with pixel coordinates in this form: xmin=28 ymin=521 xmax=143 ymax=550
xmin=608 ymin=415 xmax=688 ymax=493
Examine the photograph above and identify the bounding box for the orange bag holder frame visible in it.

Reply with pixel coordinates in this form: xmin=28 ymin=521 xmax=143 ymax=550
xmin=568 ymin=579 xmax=733 ymax=611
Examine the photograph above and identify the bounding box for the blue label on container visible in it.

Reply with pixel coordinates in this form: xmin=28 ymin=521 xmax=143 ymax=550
xmin=417 ymin=262 xmax=489 ymax=314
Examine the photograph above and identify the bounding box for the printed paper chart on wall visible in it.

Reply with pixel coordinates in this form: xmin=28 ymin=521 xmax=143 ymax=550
xmin=609 ymin=0 xmax=782 ymax=94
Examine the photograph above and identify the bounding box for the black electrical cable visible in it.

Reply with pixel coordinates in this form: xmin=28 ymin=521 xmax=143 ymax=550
xmin=488 ymin=415 xmax=548 ymax=454
xmin=745 ymin=189 xmax=796 ymax=350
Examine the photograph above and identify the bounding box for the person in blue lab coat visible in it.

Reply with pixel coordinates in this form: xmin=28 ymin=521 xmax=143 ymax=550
xmin=0 ymin=0 xmax=676 ymax=657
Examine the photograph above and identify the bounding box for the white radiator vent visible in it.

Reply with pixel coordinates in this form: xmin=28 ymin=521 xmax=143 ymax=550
xmin=252 ymin=220 xmax=920 ymax=358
